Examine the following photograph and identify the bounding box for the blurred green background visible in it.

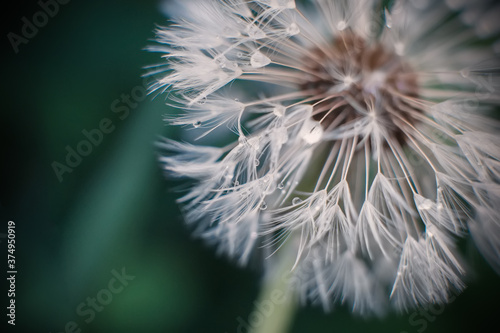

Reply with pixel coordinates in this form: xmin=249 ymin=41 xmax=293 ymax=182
xmin=1 ymin=0 xmax=499 ymax=332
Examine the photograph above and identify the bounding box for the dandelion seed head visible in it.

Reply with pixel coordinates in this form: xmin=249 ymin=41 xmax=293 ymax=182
xmin=149 ymin=0 xmax=500 ymax=315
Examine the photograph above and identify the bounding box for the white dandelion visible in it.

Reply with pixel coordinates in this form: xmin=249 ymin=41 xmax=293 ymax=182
xmin=148 ymin=0 xmax=500 ymax=315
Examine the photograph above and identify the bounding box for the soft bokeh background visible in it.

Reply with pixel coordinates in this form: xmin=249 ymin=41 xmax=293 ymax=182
xmin=1 ymin=0 xmax=499 ymax=332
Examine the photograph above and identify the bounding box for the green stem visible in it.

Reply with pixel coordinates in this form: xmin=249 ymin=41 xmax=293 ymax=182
xmin=249 ymin=250 xmax=299 ymax=333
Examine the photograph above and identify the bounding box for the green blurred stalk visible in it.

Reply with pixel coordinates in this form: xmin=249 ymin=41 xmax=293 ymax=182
xmin=249 ymin=244 xmax=299 ymax=333
xmin=249 ymin=275 xmax=298 ymax=333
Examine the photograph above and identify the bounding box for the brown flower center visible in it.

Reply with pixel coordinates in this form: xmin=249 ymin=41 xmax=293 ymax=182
xmin=299 ymin=32 xmax=420 ymax=145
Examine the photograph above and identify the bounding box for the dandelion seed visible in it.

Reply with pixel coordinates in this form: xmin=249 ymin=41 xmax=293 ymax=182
xmin=149 ymin=0 xmax=500 ymax=314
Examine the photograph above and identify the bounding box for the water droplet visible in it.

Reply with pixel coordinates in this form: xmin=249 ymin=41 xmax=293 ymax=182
xmin=337 ymin=20 xmax=347 ymax=31
xmin=193 ymin=121 xmax=202 ymax=128
xmin=275 ymin=127 xmax=288 ymax=146
xmin=278 ymin=182 xmax=285 ymax=190
xmin=273 ymin=105 xmax=286 ymax=117
xmin=299 ymin=120 xmax=323 ymax=144
xmin=418 ymin=198 xmax=433 ymax=210
xmin=237 ymin=52 xmax=245 ymax=59
xmin=287 ymin=0 xmax=296 ymax=8
xmin=260 ymin=201 xmax=268 ymax=210
xmin=246 ymin=25 xmax=266 ymax=39
xmin=385 ymin=9 xmax=393 ymax=28
xmin=254 ymin=159 xmax=260 ymax=167
xmin=233 ymin=180 xmax=240 ymax=186
xmin=286 ymin=22 xmax=300 ymax=35
xmin=292 ymin=197 xmax=302 ymax=205
xmin=197 ymin=97 xmax=207 ymax=105
xmin=250 ymin=51 xmax=271 ymax=68
xmin=264 ymin=0 xmax=296 ymax=9
xmin=277 ymin=0 xmax=296 ymax=8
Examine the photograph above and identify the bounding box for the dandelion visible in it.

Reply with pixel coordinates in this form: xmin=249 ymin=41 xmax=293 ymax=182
xmin=148 ymin=0 xmax=500 ymax=315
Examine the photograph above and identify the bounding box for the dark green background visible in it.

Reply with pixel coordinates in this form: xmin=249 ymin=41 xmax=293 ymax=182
xmin=1 ymin=0 xmax=499 ymax=332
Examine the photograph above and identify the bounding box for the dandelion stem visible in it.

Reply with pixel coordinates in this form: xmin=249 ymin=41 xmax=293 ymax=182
xmin=249 ymin=246 xmax=298 ymax=333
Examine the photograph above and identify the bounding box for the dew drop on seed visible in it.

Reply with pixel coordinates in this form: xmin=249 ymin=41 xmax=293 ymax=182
xmin=300 ymin=121 xmax=323 ymax=144
xmin=287 ymin=22 xmax=300 ymax=35
xmin=337 ymin=20 xmax=347 ymax=31
xmin=278 ymin=182 xmax=285 ymax=190
xmin=292 ymin=197 xmax=302 ymax=205
xmin=275 ymin=127 xmax=288 ymax=145
xmin=418 ymin=198 xmax=433 ymax=210
xmin=260 ymin=202 xmax=268 ymax=210
xmin=246 ymin=25 xmax=266 ymax=39
xmin=273 ymin=105 xmax=286 ymax=117
xmin=385 ymin=9 xmax=393 ymax=28
xmin=193 ymin=121 xmax=202 ymax=128
xmin=276 ymin=0 xmax=296 ymax=9
xmin=251 ymin=51 xmax=271 ymax=68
